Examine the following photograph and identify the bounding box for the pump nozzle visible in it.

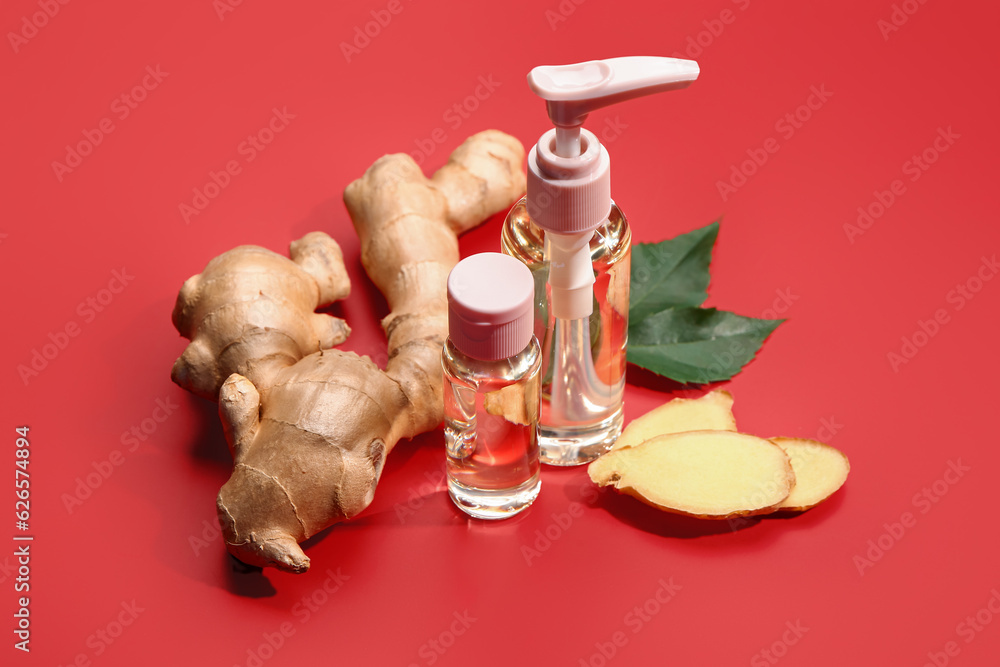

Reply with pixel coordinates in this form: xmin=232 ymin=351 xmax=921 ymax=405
xmin=528 ymin=56 xmax=700 ymax=157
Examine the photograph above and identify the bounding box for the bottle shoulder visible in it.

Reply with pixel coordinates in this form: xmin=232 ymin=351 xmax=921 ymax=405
xmin=500 ymin=197 xmax=630 ymax=269
xmin=443 ymin=337 xmax=541 ymax=387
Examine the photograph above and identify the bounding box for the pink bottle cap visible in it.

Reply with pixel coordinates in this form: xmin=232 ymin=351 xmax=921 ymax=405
xmin=447 ymin=253 xmax=534 ymax=361
xmin=527 ymin=127 xmax=612 ymax=235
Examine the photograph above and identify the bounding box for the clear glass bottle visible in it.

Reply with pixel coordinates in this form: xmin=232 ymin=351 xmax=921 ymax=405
xmin=502 ymin=56 xmax=698 ymax=465
xmin=443 ymin=253 xmax=542 ymax=519
xmin=501 ymin=196 xmax=630 ymax=466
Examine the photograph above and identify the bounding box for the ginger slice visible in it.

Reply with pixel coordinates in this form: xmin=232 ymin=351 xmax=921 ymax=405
xmin=770 ymin=437 xmax=850 ymax=511
xmin=611 ymin=390 xmax=736 ymax=451
xmin=484 ymin=372 xmax=540 ymax=426
xmin=590 ymin=430 xmax=794 ymax=518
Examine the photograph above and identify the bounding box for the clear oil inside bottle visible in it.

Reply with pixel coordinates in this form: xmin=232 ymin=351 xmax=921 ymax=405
xmin=443 ymin=338 xmax=542 ymax=518
xmin=500 ymin=196 xmax=630 ymax=465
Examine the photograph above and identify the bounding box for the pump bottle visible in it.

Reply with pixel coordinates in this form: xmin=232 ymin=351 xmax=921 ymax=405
xmin=501 ymin=56 xmax=699 ymax=466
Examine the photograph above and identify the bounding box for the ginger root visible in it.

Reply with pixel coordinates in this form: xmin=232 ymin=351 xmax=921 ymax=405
xmin=171 ymin=231 xmax=351 ymax=400
xmin=172 ymin=130 xmax=526 ymax=572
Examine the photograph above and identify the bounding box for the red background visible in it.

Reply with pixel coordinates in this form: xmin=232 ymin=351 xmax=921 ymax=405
xmin=4 ymin=0 xmax=999 ymax=665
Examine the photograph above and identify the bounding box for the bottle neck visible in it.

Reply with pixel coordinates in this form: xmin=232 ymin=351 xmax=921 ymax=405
xmin=444 ymin=337 xmax=540 ymax=382
xmin=554 ymin=126 xmax=582 ymax=158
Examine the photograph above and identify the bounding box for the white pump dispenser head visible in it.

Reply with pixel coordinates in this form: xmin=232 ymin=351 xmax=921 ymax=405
xmin=529 ymin=56 xmax=701 ymax=158
xmin=525 ymin=56 xmax=700 ymax=319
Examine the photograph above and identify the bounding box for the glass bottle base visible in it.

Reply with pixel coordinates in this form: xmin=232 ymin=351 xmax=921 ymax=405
xmin=538 ymin=407 xmax=624 ymax=466
xmin=448 ymin=473 xmax=541 ymax=520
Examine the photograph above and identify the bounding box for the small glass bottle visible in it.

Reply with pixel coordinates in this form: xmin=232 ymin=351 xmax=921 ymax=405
xmin=501 ymin=196 xmax=630 ymax=466
xmin=443 ymin=252 xmax=542 ymax=519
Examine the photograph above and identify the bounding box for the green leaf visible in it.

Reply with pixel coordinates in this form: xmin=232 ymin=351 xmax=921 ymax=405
xmin=629 ymin=220 xmax=719 ymax=321
xmin=626 ymin=220 xmax=784 ymax=384
xmin=627 ymin=307 xmax=783 ymax=384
